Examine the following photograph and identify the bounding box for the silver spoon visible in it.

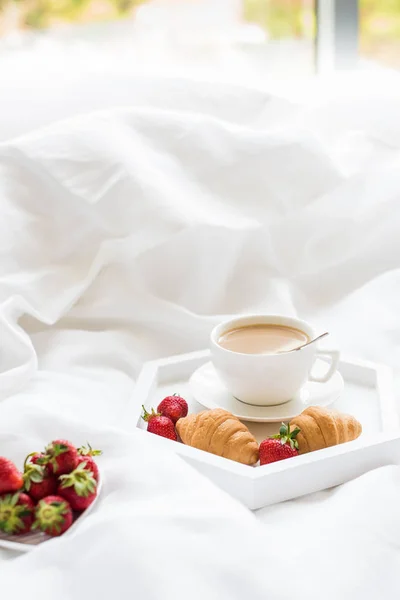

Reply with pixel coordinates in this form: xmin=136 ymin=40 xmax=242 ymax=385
xmin=294 ymin=331 xmax=329 ymax=350
xmin=292 ymin=331 xmax=329 ymax=352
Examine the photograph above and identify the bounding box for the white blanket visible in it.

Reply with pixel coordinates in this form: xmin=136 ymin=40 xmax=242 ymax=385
xmin=1 ymin=76 xmax=400 ymax=598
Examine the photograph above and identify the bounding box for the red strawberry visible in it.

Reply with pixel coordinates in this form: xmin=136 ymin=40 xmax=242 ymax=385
xmin=0 ymin=457 xmax=23 ymax=494
xmin=57 ymin=462 xmax=97 ymax=511
xmin=0 ymin=492 xmax=35 ymax=535
xmin=77 ymin=444 xmax=102 ymax=482
xmin=32 ymin=495 xmax=73 ymax=536
xmin=23 ymin=454 xmax=57 ymax=501
xmin=157 ymin=394 xmax=188 ymax=424
xmin=259 ymin=423 xmax=301 ymax=466
xmin=39 ymin=440 xmax=79 ymax=475
xmin=76 ymin=456 xmax=99 ymax=482
xmin=142 ymin=406 xmax=177 ymax=441
xmin=29 ymin=452 xmax=46 ymax=466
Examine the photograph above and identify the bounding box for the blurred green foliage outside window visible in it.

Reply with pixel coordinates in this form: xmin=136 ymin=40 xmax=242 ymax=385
xmin=0 ymin=0 xmax=399 ymax=69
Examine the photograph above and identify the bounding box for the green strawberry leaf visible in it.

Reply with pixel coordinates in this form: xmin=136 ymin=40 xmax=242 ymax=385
xmin=78 ymin=442 xmax=102 ymax=457
xmin=30 ymin=471 xmax=44 ymax=483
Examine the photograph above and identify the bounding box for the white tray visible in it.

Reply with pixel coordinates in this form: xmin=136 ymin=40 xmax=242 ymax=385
xmin=131 ymin=350 xmax=400 ymax=510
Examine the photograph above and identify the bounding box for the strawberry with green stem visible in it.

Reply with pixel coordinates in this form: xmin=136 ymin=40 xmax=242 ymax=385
xmin=157 ymin=394 xmax=188 ymax=424
xmin=23 ymin=453 xmax=57 ymax=501
xmin=142 ymin=406 xmax=177 ymax=441
xmin=33 ymin=496 xmax=73 ymax=536
xmin=77 ymin=444 xmax=102 ymax=481
xmin=57 ymin=462 xmax=97 ymax=511
xmin=0 ymin=492 xmax=35 ymax=535
xmin=259 ymin=422 xmax=301 ymax=466
xmin=38 ymin=440 xmax=79 ymax=475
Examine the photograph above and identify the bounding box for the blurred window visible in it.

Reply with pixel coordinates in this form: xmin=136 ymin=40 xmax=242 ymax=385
xmin=0 ymin=1 xmax=399 ymax=74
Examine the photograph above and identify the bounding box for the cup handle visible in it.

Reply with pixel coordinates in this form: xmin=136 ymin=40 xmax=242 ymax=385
xmin=309 ymin=350 xmax=340 ymax=383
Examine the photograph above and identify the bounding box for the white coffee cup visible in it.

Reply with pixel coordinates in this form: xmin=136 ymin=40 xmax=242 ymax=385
xmin=210 ymin=314 xmax=340 ymax=406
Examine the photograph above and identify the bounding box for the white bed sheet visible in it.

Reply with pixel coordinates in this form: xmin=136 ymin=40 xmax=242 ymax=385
xmin=1 ymin=75 xmax=400 ymax=598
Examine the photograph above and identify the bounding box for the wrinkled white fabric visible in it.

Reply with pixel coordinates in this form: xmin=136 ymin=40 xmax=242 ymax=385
xmin=1 ymin=77 xmax=400 ymax=598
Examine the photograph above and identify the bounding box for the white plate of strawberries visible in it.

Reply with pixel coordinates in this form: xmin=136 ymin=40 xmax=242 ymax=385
xmin=0 ymin=439 xmax=102 ymax=551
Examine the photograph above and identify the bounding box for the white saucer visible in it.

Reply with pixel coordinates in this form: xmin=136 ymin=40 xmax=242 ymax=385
xmin=189 ymin=361 xmax=344 ymax=423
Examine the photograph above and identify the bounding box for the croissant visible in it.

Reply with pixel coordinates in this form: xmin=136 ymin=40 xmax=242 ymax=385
xmin=289 ymin=406 xmax=362 ymax=454
xmin=176 ymin=408 xmax=259 ymax=465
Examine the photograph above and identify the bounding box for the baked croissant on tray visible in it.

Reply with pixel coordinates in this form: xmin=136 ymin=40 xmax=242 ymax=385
xmin=176 ymin=408 xmax=259 ymax=466
xmin=289 ymin=406 xmax=362 ymax=454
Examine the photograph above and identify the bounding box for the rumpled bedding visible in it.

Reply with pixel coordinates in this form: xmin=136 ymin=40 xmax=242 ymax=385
xmin=1 ymin=76 xmax=400 ymax=598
